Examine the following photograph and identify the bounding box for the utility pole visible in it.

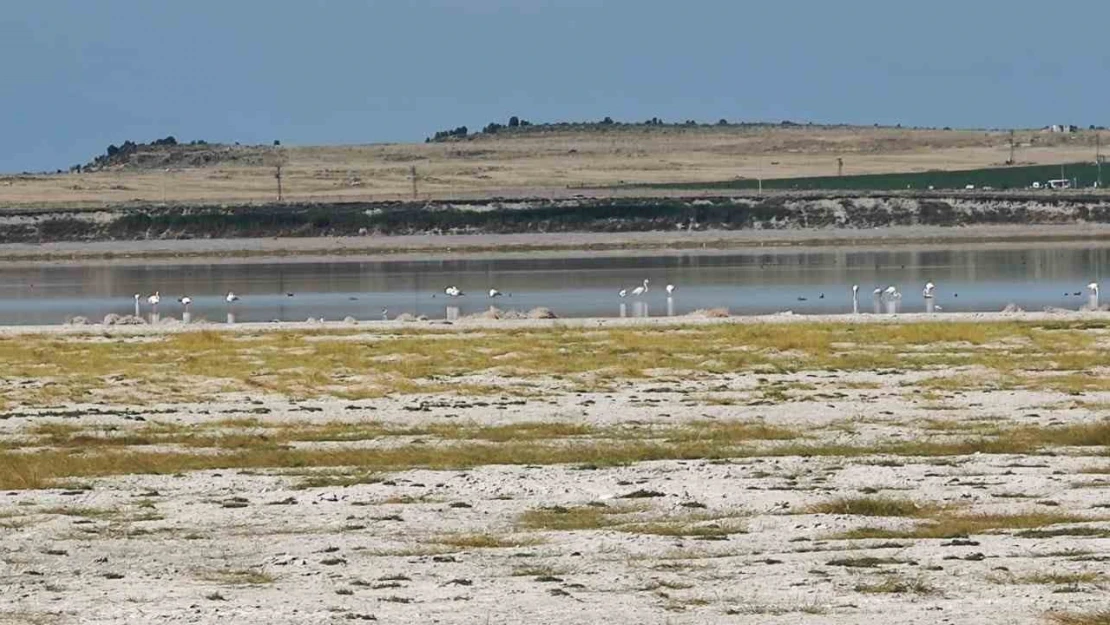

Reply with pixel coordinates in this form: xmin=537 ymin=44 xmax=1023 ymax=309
xmin=411 ymin=165 xmax=418 ymax=199
xmin=1097 ymin=132 xmax=1103 ymax=188
xmin=1008 ymin=129 xmax=1016 ymax=165
xmin=275 ymin=164 xmax=283 ymax=202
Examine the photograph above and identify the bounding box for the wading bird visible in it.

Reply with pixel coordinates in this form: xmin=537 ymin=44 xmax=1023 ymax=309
xmin=133 ymin=293 xmax=141 ymax=317
xmin=178 ymin=296 xmax=192 ymax=310
xmin=618 ymin=288 xmax=628 ymax=298
xmin=488 ymin=288 xmax=502 ymax=298
xmin=226 ymin=291 xmax=240 ymax=304
xmin=444 ymin=286 xmax=463 ymax=298
xmin=665 ymin=284 xmax=676 ymax=296
xmin=923 ymin=282 xmax=936 ymax=298
xmin=147 ymin=291 xmax=161 ymax=316
xmin=631 ymin=279 xmax=650 ymax=297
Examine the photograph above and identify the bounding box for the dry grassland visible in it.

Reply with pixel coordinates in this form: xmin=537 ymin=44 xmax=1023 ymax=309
xmin=1 ymin=126 xmax=1104 ymax=207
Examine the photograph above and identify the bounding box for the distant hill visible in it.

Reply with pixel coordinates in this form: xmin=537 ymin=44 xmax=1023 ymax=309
xmin=78 ymin=137 xmax=281 ymax=172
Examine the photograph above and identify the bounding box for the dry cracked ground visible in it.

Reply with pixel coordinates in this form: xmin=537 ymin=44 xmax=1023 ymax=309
xmin=1 ymin=319 xmax=1109 ymax=625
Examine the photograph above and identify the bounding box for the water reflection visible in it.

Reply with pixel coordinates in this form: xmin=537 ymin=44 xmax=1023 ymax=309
xmin=0 ymin=243 xmax=1108 ymax=325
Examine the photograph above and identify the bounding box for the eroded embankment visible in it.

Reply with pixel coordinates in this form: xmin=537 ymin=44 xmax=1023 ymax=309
xmin=3 ymin=193 xmax=1110 ymax=244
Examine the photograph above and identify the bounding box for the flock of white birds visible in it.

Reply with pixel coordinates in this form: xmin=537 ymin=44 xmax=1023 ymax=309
xmin=126 ymin=281 xmax=1101 ymax=320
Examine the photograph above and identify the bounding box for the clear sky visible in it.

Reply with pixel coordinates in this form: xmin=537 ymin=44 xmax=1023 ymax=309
xmin=2 ymin=0 xmax=1108 ymax=173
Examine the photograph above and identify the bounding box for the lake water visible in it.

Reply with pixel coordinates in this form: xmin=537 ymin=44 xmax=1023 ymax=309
xmin=1 ymin=244 xmax=1108 ymax=325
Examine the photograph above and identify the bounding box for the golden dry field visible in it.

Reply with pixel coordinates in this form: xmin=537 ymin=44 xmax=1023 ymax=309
xmin=1 ymin=126 xmax=1105 ymax=208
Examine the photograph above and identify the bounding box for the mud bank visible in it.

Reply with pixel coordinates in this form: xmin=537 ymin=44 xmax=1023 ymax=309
xmin=3 ymin=193 xmax=1110 ymax=246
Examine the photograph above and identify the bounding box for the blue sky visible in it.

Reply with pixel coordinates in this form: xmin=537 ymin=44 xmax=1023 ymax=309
xmin=1 ymin=0 xmax=1107 ymax=172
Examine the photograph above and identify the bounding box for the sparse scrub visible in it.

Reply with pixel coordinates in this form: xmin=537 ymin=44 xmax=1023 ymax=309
xmin=854 ymin=574 xmax=938 ymax=595
xmin=804 ymin=496 xmax=941 ymax=517
xmin=517 ymin=504 xmax=636 ymax=531
xmin=989 ymin=571 xmax=1105 ymax=586
xmin=198 ymin=569 xmax=275 ymax=585
xmin=5 ymin=321 xmax=1110 ymax=408
xmin=431 ymin=533 xmax=543 ymax=549
xmin=836 ymin=512 xmax=1094 ymax=540
xmin=1046 ymin=611 xmax=1110 ymax=625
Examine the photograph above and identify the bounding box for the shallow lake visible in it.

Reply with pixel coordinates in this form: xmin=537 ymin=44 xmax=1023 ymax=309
xmin=1 ymin=243 xmax=1108 ymax=325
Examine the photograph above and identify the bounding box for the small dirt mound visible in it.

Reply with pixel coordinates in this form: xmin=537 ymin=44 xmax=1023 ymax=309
xmin=106 ymin=314 xmax=147 ymax=325
xmin=527 ymin=307 xmax=558 ymax=319
xmin=395 ymin=313 xmax=418 ymax=322
xmin=688 ymin=308 xmax=730 ymax=318
xmin=343 ymin=316 xmax=358 ymax=324
xmin=65 ymin=316 xmax=91 ymax=326
xmin=467 ymin=307 xmax=503 ymax=320
xmin=1000 ymin=303 xmax=1024 ymax=313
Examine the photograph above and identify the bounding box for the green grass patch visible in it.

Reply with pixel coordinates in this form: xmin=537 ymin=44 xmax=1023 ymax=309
xmin=631 ymin=161 xmax=1103 ymax=192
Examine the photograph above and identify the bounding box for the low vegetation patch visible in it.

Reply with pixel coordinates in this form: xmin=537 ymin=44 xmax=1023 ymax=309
xmin=2 ymin=321 xmax=1109 ymax=407
xmin=198 ymin=569 xmax=275 ymax=585
xmin=989 ymin=571 xmax=1106 ymax=586
xmin=854 ymin=574 xmax=938 ymax=595
xmin=1046 ymin=611 xmax=1110 ymax=625
xmin=804 ymin=496 xmax=941 ymax=517
xmin=431 ymin=533 xmax=543 ymax=550
xmin=835 ymin=512 xmax=1094 ymax=540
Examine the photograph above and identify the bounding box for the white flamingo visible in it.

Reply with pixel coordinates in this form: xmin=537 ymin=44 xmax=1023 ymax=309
xmin=851 ymin=285 xmax=860 ymax=314
xmin=923 ymin=282 xmax=936 ymax=298
xmin=178 ymin=296 xmax=192 ymax=311
xmin=665 ymin=284 xmax=676 ymax=296
xmin=883 ymin=286 xmax=901 ymax=300
xmin=618 ymin=288 xmax=628 ymax=298
xmin=1088 ymin=282 xmax=1099 ymax=308
xmin=488 ymin=288 xmax=503 ymax=298
xmin=631 ymin=279 xmax=650 ymax=297
xmin=133 ymin=293 xmax=141 ymax=317
xmin=147 ymin=291 xmax=161 ymax=317
xmin=226 ymin=291 xmax=239 ymax=304
xmin=444 ymin=286 xmax=463 ymax=298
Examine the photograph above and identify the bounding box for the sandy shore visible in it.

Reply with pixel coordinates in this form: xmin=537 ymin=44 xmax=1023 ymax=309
xmin=2 ymin=315 xmax=1108 ymax=624
xmin=4 ymin=223 xmax=1110 ymax=263
xmin=1 ymin=309 xmax=1106 ymax=337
